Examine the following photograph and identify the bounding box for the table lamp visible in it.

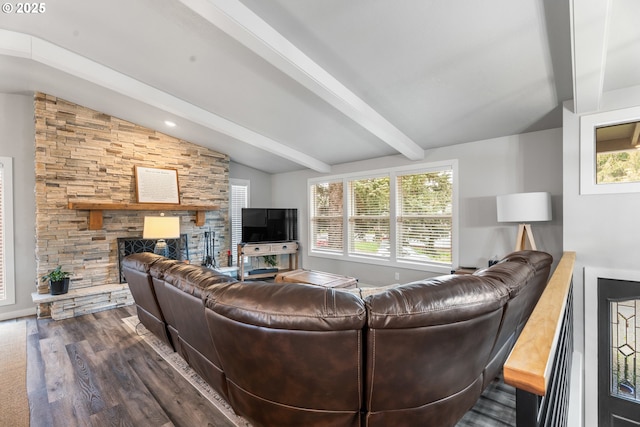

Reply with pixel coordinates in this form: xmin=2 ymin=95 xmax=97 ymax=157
xmin=143 ymin=214 xmax=180 ymax=257
xmin=496 ymin=192 xmax=552 ymax=251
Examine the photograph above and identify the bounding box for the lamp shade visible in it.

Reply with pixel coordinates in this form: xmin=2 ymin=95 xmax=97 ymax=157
xmin=143 ymin=216 xmax=180 ymax=239
xmin=496 ymin=192 xmax=552 ymax=223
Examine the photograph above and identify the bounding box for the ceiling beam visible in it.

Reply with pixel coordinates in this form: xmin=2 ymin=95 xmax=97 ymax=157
xmin=570 ymin=0 xmax=611 ymax=114
xmin=0 ymin=30 xmax=331 ymax=173
xmin=179 ymin=0 xmax=425 ymax=161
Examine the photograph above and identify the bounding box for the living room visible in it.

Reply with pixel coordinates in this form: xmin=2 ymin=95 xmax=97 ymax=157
xmin=1 ymin=1 xmax=640 ymax=426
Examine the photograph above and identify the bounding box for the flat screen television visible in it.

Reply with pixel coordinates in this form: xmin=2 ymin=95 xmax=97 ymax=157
xmin=241 ymin=208 xmax=298 ymax=243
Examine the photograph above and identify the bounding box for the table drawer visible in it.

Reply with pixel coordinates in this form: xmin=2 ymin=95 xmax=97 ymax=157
xmin=271 ymin=242 xmax=298 ymax=254
xmin=241 ymin=244 xmax=272 ymax=255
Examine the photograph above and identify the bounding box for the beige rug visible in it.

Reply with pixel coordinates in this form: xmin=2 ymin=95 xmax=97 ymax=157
xmin=122 ymin=316 xmax=252 ymax=427
xmin=0 ymin=319 xmax=30 ymax=427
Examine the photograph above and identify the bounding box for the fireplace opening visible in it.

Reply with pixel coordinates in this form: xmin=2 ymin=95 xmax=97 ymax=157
xmin=117 ymin=235 xmax=189 ymax=283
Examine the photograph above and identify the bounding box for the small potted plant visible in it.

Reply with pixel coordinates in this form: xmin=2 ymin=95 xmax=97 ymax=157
xmin=262 ymin=255 xmax=278 ymax=270
xmin=41 ymin=266 xmax=72 ymax=295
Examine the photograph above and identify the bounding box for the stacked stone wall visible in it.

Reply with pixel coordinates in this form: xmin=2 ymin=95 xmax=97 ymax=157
xmin=34 ymin=93 xmax=229 ymax=294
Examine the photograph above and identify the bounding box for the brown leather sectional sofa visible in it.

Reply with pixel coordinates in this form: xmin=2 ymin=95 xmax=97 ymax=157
xmin=122 ymin=250 xmax=552 ymax=427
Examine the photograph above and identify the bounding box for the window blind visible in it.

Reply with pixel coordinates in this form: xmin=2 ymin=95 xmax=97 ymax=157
xmin=310 ymin=181 xmax=343 ymax=252
xmin=230 ymin=182 xmax=249 ymax=265
xmin=348 ymin=176 xmax=390 ymax=258
xmin=396 ymin=170 xmax=453 ymax=265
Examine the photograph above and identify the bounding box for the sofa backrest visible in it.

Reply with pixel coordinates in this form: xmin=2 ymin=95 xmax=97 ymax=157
xmin=203 ymin=281 xmax=367 ymax=427
xmin=362 ymin=274 xmax=510 ymax=427
xmin=122 ymin=253 xmax=179 ymax=346
xmin=474 ymin=250 xmax=552 ymax=386
xmin=121 ymin=252 xmax=172 ymax=321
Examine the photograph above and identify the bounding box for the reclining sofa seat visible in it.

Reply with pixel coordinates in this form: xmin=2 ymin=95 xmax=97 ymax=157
xmin=148 ymin=258 xmax=188 ymax=354
xmin=155 ymin=263 xmax=238 ymax=401
xmin=475 ymin=250 xmax=552 ymax=388
xmin=363 ymin=250 xmax=551 ymax=426
xmin=203 ymin=281 xmax=367 ymax=427
xmin=363 ymin=273 xmax=511 ymax=427
xmin=121 ymin=252 xmax=178 ymax=349
xmin=122 ymin=250 xmax=552 ymax=427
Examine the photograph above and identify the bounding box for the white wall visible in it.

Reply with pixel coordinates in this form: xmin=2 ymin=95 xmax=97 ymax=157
xmin=563 ymin=91 xmax=640 ymax=424
xmin=0 ymin=93 xmax=37 ymax=320
xmin=230 ymin=161 xmax=272 ymax=208
xmin=272 ymin=128 xmax=563 ymax=286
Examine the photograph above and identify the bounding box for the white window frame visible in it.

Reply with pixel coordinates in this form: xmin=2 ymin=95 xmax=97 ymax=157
xmin=230 ymin=179 xmax=250 ymax=266
xmin=0 ymin=157 xmax=15 ymax=306
xmin=308 ymin=160 xmax=458 ymax=274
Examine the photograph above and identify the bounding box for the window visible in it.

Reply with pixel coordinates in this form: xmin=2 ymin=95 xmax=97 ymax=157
xmin=348 ymin=176 xmax=390 ymax=257
xmin=396 ymin=170 xmax=453 ymax=264
xmin=230 ymin=179 xmax=249 ymax=266
xmin=309 ymin=161 xmax=457 ymax=273
xmin=310 ymin=181 xmax=343 ymax=252
xmin=0 ymin=157 xmax=15 ymax=306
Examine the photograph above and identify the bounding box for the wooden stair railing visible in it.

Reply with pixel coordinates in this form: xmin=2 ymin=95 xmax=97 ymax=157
xmin=504 ymin=251 xmax=576 ymax=427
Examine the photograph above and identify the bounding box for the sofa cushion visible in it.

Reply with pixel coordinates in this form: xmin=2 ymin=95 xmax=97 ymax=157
xmin=161 ymin=263 xmax=237 ymax=298
xmin=121 ymin=252 xmax=167 ymax=273
xmin=365 ymin=274 xmax=509 ymax=329
xmin=204 ymin=281 xmax=366 ymax=331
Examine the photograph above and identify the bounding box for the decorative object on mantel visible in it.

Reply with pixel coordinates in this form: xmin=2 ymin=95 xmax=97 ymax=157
xmin=40 ymin=265 xmax=72 ymax=295
xmin=143 ymin=214 xmax=181 ymax=257
xmin=496 ymin=191 xmax=552 ymax=251
xmin=134 ymin=166 xmax=180 ymax=204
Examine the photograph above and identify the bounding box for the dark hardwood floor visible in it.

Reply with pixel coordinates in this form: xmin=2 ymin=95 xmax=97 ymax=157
xmin=26 ymin=305 xmax=515 ymax=427
xmin=27 ymin=305 xmax=236 ymax=427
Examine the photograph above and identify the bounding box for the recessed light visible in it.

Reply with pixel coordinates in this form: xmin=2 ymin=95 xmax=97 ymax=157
xmin=164 ymin=120 xmax=177 ymax=127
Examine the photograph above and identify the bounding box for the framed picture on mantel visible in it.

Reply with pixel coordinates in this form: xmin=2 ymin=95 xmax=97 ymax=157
xmin=134 ymin=166 xmax=180 ymax=204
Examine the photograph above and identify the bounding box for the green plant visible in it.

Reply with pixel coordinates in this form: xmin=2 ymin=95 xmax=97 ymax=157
xmin=262 ymin=255 xmax=278 ymax=268
xmin=40 ymin=266 xmax=71 ymax=283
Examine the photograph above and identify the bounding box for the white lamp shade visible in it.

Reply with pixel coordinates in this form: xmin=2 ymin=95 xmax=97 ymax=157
xmin=496 ymin=192 xmax=552 ymax=223
xmin=143 ymin=216 xmax=180 ymax=239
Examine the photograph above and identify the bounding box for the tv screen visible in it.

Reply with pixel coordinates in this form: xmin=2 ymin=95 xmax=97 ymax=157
xmin=242 ymin=208 xmax=298 ymax=243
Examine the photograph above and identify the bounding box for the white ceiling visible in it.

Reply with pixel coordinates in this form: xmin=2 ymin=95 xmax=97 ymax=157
xmin=0 ymin=0 xmax=638 ymax=173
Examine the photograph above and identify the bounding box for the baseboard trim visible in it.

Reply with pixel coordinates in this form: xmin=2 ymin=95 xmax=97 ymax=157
xmin=0 ymin=307 xmax=37 ymax=321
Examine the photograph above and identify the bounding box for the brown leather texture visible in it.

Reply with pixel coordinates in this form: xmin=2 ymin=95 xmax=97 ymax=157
xmin=122 ymin=250 xmax=552 ymax=427
xmin=204 ymin=281 xmax=366 ymax=427
xmin=122 ymin=252 xmax=177 ymax=348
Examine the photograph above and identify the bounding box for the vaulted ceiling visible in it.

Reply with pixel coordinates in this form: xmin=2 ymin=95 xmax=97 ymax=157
xmin=0 ymin=0 xmax=638 ymax=173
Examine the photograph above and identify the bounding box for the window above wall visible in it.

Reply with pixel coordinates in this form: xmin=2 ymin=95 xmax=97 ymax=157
xmin=308 ymin=161 xmax=458 ymax=273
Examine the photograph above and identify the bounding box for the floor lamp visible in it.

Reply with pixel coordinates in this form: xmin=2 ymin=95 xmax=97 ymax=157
xmin=143 ymin=215 xmax=181 ymax=257
xmin=496 ymin=192 xmax=552 ymax=251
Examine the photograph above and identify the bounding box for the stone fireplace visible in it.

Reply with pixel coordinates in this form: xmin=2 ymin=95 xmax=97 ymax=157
xmin=33 ymin=93 xmax=230 ymax=298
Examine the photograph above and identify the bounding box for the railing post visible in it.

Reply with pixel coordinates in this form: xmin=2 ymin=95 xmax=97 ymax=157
xmin=516 ymin=389 xmax=540 ymax=427
xmin=504 ymin=252 xmax=576 ymax=427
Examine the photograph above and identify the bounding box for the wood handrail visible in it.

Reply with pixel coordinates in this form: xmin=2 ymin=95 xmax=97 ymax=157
xmin=503 ymin=251 xmax=576 ymax=396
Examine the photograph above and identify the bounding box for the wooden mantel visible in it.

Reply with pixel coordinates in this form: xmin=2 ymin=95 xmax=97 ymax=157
xmin=68 ymin=202 xmax=219 ymax=230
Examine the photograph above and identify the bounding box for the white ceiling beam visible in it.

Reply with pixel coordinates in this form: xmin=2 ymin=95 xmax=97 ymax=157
xmin=570 ymin=0 xmax=611 ymax=114
xmin=0 ymin=30 xmax=331 ymax=173
xmin=179 ymin=0 xmax=425 ymax=161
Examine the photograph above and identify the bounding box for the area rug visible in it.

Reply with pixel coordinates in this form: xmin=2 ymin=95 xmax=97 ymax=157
xmin=122 ymin=315 xmax=252 ymax=427
xmin=0 ymin=319 xmax=30 ymax=427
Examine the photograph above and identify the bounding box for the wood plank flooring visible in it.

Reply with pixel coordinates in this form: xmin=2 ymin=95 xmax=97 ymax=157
xmin=27 ymin=305 xmax=515 ymax=427
xmin=27 ymin=305 xmax=235 ymax=427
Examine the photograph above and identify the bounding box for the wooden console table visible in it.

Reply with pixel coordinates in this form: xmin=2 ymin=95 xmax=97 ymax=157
xmin=238 ymin=241 xmax=298 ymax=281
